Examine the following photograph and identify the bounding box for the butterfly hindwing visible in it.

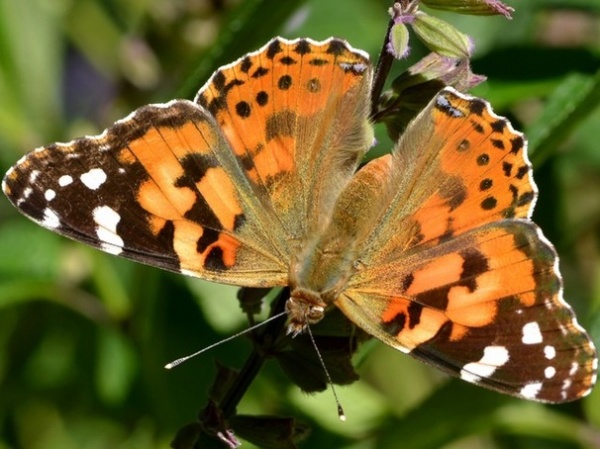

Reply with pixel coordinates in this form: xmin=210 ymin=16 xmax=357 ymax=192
xmin=339 ymin=221 xmax=596 ymax=402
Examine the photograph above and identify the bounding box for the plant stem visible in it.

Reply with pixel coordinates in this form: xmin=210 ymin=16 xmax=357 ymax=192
xmin=370 ymin=13 xmax=396 ymax=118
xmin=219 ymin=288 xmax=289 ymax=418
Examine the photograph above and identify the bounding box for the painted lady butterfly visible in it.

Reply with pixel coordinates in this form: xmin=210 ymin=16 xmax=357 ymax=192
xmin=3 ymin=37 xmax=597 ymax=402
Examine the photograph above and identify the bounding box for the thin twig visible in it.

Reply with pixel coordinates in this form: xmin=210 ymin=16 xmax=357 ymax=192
xmin=219 ymin=288 xmax=289 ymax=418
xmin=370 ymin=10 xmax=396 ymax=118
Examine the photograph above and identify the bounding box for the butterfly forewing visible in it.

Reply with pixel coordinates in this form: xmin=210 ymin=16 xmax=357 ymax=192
xmin=195 ymin=37 xmax=373 ymax=243
xmin=3 ymin=101 xmax=289 ymax=286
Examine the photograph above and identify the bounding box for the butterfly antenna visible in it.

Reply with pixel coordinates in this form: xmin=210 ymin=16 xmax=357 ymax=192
xmin=306 ymin=325 xmax=346 ymax=421
xmin=165 ymin=311 xmax=288 ymax=369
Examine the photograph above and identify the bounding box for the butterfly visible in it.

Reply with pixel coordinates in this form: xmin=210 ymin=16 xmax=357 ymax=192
xmin=3 ymin=37 xmax=597 ymax=403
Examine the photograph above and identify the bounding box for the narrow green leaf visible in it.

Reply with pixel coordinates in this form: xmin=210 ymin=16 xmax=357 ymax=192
xmin=527 ymin=70 xmax=600 ymax=166
xmin=95 ymin=327 xmax=137 ymax=405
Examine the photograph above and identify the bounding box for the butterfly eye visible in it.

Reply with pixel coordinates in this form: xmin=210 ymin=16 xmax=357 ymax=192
xmin=307 ymin=305 xmax=325 ymax=323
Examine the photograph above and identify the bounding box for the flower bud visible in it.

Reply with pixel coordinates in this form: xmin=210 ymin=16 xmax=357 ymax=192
xmin=388 ymin=22 xmax=411 ymax=59
xmin=421 ymin=0 xmax=514 ymax=18
xmin=412 ymin=11 xmax=473 ymax=58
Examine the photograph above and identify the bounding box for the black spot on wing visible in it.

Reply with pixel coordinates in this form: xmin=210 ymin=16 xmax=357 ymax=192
xmin=267 ymin=39 xmax=283 ymax=59
xmin=197 ymin=227 xmax=220 ymax=254
xmin=233 ymin=213 xmax=246 ymax=230
xmin=280 ymin=56 xmax=296 ymax=65
xmin=459 ymin=248 xmax=489 ymax=292
xmin=235 ymin=101 xmax=251 ymax=118
xmin=517 ymin=191 xmax=535 ymax=207
xmin=516 ymin=165 xmax=529 ymax=180
xmin=212 ymin=71 xmax=226 ymax=90
xmin=252 ymin=67 xmax=269 ymax=78
xmin=491 ymin=119 xmax=506 ymax=133
xmin=240 ymin=56 xmax=252 ymax=73
xmin=294 ymin=39 xmax=311 ymax=54
xmin=414 ymin=286 xmax=451 ymax=310
xmin=278 ymin=75 xmax=293 ymax=90
xmin=196 ymin=93 xmax=208 ymax=109
xmin=175 ymin=153 xmax=218 ymax=185
xmin=481 ymin=196 xmax=498 ymax=210
xmin=469 ymin=99 xmax=486 ymax=115
xmin=326 ymin=39 xmax=347 ymax=55
xmin=407 ymin=302 xmax=422 ymax=329
xmin=184 ymin=195 xmax=222 ymax=229
xmin=205 ymin=246 xmax=228 ymax=271
xmin=256 ymin=91 xmax=269 ymax=106
xmin=491 ymin=139 xmax=505 ymax=150
xmin=510 ymin=136 xmax=524 ymax=154
xmin=207 ymin=97 xmax=225 ymax=115
xmin=480 ymin=179 xmax=493 ymax=191
xmin=477 ymin=154 xmax=490 ymax=166
xmin=309 ymin=58 xmax=328 ymax=66
xmin=382 ymin=312 xmax=406 ymax=335
xmin=471 ymin=121 xmax=485 ymax=134
xmin=457 ymin=139 xmax=470 ymax=152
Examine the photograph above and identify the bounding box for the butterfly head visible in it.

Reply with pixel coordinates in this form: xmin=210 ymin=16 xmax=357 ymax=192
xmin=286 ymin=288 xmax=327 ymax=337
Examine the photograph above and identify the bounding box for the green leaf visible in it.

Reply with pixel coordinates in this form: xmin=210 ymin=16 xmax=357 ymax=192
xmin=527 ymin=70 xmax=600 ymax=166
xmin=0 ymin=219 xmax=62 ymax=280
xmin=95 ymin=327 xmax=137 ymax=405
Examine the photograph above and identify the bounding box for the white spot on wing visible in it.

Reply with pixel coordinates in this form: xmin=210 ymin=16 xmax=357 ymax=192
xmin=544 ymin=366 xmax=556 ymax=379
xmin=81 ymin=168 xmax=107 ymax=190
xmin=460 ymin=346 xmax=510 ymax=383
xmin=58 ymin=175 xmax=74 ymax=187
xmin=45 ymin=189 xmax=56 ymax=201
xmin=17 ymin=187 xmax=33 ymax=205
xmin=93 ymin=206 xmax=124 ymax=255
xmin=520 ymin=382 xmax=542 ymax=399
xmin=544 ymin=345 xmax=556 ymax=360
xmin=396 ymin=345 xmax=411 ymax=354
xmin=436 ymin=94 xmax=464 ymax=117
xmin=42 ymin=208 xmax=60 ymax=229
xmin=569 ymin=362 xmax=578 ymax=376
xmin=29 ymin=170 xmax=40 ymax=183
xmin=339 ymin=62 xmax=368 ymax=73
xmin=522 ymin=322 xmax=543 ymax=344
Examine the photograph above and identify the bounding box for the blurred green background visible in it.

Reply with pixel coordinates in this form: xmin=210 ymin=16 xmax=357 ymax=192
xmin=1 ymin=0 xmax=599 ymax=448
